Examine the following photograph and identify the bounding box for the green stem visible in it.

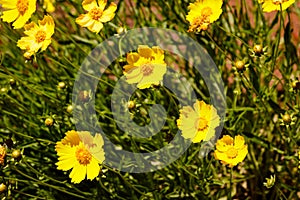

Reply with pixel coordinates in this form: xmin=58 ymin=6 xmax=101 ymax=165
xmin=229 ymin=167 xmax=233 ymax=200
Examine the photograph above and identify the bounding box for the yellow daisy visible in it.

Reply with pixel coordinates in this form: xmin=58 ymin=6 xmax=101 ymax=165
xmin=123 ymin=45 xmax=167 ymax=89
xmin=186 ymin=0 xmax=223 ymax=32
xmin=177 ymin=100 xmax=220 ymax=143
xmin=214 ymin=135 xmax=248 ymax=167
xmin=76 ymin=0 xmax=117 ymax=33
xmin=261 ymin=0 xmax=295 ymax=12
xmin=0 ymin=0 xmax=36 ymax=29
xmin=17 ymin=15 xmax=55 ymax=58
xmin=55 ymin=130 xmax=105 ymax=184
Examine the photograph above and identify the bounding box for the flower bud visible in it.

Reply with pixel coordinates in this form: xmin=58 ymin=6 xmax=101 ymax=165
xmin=235 ymin=60 xmax=245 ymax=71
xmin=127 ymin=100 xmax=135 ymax=109
xmin=57 ymin=82 xmax=66 ymax=89
xmin=0 ymin=183 xmax=7 ymax=193
xmin=253 ymin=44 xmax=263 ymax=56
xmin=282 ymin=113 xmax=291 ymax=124
xmin=67 ymin=105 xmax=73 ymax=113
xmin=11 ymin=149 xmax=22 ymax=160
xmin=45 ymin=118 xmax=54 ymax=127
xmin=117 ymin=27 xmax=125 ymax=35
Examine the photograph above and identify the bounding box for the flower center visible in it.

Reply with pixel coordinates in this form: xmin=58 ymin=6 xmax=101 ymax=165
xmin=195 ymin=117 xmax=208 ymax=131
xmin=201 ymin=7 xmax=213 ymax=17
xmin=188 ymin=7 xmax=212 ymax=32
xmin=75 ymin=146 xmax=92 ymax=165
xmin=141 ymin=63 xmax=154 ymax=76
xmin=35 ymin=30 xmax=47 ymax=43
xmin=272 ymin=0 xmax=288 ymax=5
xmin=89 ymin=8 xmax=103 ymax=20
xmin=17 ymin=0 xmax=29 ymax=15
xmin=226 ymin=147 xmax=238 ymax=159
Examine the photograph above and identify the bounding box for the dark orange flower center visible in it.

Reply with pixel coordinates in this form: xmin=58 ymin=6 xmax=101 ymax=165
xmin=89 ymin=8 xmax=103 ymax=20
xmin=188 ymin=7 xmax=212 ymax=32
xmin=141 ymin=63 xmax=154 ymax=76
xmin=35 ymin=30 xmax=47 ymax=43
xmin=76 ymin=146 xmax=92 ymax=165
xmin=226 ymin=147 xmax=238 ymax=159
xmin=195 ymin=117 xmax=208 ymax=131
xmin=17 ymin=0 xmax=29 ymax=15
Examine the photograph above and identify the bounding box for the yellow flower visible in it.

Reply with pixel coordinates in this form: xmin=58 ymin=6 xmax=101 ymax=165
xmin=214 ymin=135 xmax=248 ymax=167
xmin=261 ymin=0 xmax=295 ymax=12
xmin=186 ymin=0 xmax=223 ymax=32
xmin=177 ymin=100 xmax=220 ymax=143
xmin=55 ymin=130 xmax=105 ymax=184
xmin=76 ymin=0 xmax=117 ymax=33
xmin=43 ymin=0 xmax=55 ymax=13
xmin=0 ymin=0 xmax=36 ymax=29
xmin=123 ymin=45 xmax=167 ymax=89
xmin=17 ymin=15 xmax=55 ymax=58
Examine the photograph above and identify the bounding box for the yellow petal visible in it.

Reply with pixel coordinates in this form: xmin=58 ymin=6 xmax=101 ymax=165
xmin=56 ymin=156 xmax=76 ymax=171
xmin=138 ymin=45 xmax=153 ymax=58
xmin=1 ymin=9 xmax=19 ymax=23
xmin=99 ymin=2 xmax=117 ymax=23
xmin=126 ymin=53 xmax=140 ymax=65
xmin=41 ymin=39 xmax=52 ymax=51
xmin=0 ymin=0 xmax=17 ymax=9
xmin=12 ymin=13 xmax=31 ymax=29
xmin=69 ymin=163 xmax=86 ymax=183
xmin=88 ymin=21 xmax=103 ymax=33
xmin=82 ymin=0 xmax=99 ymax=11
xmin=86 ymin=158 xmax=100 ymax=180
xmin=76 ymin=14 xmax=94 ymax=28
xmin=124 ymin=66 xmax=143 ymax=84
xmin=61 ymin=130 xmax=80 ymax=146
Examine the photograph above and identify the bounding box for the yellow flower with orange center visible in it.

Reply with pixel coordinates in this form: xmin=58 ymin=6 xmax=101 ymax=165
xmin=123 ymin=45 xmax=167 ymax=89
xmin=214 ymin=135 xmax=248 ymax=167
xmin=0 ymin=0 xmax=36 ymax=29
xmin=177 ymin=100 xmax=220 ymax=143
xmin=76 ymin=0 xmax=117 ymax=33
xmin=55 ymin=130 xmax=105 ymax=184
xmin=17 ymin=15 xmax=55 ymax=58
xmin=186 ymin=0 xmax=223 ymax=32
xmin=260 ymin=0 xmax=295 ymax=12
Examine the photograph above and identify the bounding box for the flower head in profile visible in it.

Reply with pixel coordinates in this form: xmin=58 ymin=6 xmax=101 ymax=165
xmin=55 ymin=130 xmax=105 ymax=184
xmin=17 ymin=15 xmax=55 ymax=59
xmin=260 ymin=0 xmax=295 ymax=12
xmin=177 ymin=100 xmax=220 ymax=143
xmin=0 ymin=0 xmax=36 ymax=29
xmin=123 ymin=45 xmax=167 ymax=89
xmin=76 ymin=0 xmax=117 ymax=33
xmin=43 ymin=0 xmax=55 ymax=13
xmin=186 ymin=0 xmax=223 ymax=32
xmin=214 ymin=135 xmax=248 ymax=167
